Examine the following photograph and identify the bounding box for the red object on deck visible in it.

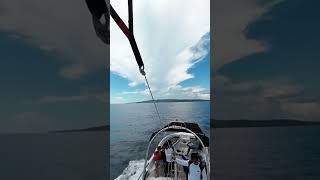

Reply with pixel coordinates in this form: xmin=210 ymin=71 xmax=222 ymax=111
xmin=153 ymin=151 xmax=161 ymax=161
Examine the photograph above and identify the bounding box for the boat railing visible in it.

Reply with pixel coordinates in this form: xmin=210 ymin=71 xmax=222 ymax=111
xmin=141 ymin=125 xmax=210 ymax=180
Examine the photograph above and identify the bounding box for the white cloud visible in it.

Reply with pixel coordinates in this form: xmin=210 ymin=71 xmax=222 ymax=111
xmin=121 ymin=89 xmax=149 ymax=96
xmin=215 ymin=75 xmax=320 ymax=120
xmin=214 ymin=75 xmax=308 ymax=120
xmin=110 ymin=0 xmax=210 ymax=98
xmin=213 ymin=0 xmax=283 ymax=69
xmin=165 ymin=85 xmax=210 ymax=100
xmin=262 ymin=84 xmax=303 ymax=99
xmin=120 ymin=85 xmax=210 ymax=102
xmin=0 ymin=0 xmax=109 ymax=79
xmin=215 ymin=75 xmax=304 ymax=99
xmin=281 ymin=102 xmax=320 ymax=120
xmin=111 ymin=96 xmax=126 ymax=104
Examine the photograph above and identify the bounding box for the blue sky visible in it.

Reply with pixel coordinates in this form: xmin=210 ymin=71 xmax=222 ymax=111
xmin=110 ymin=0 xmax=210 ymax=104
xmin=0 ymin=0 xmax=210 ymax=132
xmin=2 ymin=0 xmax=319 ymax=134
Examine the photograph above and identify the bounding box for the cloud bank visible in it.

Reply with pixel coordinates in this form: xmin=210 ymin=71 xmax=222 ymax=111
xmin=214 ymin=75 xmax=320 ymax=120
xmin=110 ymin=0 xmax=210 ymax=100
xmin=213 ymin=0 xmax=283 ymax=69
xmin=0 ymin=0 xmax=109 ymax=79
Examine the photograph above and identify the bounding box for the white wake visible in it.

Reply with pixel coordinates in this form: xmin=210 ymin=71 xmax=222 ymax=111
xmin=115 ymin=159 xmax=145 ymax=180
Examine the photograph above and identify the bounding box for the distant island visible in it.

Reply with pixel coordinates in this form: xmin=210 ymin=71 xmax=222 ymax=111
xmin=50 ymin=125 xmax=109 ymax=133
xmin=50 ymin=119 xmax=320 ymax=133
xmin=212 ymin=119 xmax=320 ymax=128
xmin=134 ymin=99 xmax=210 ymax=104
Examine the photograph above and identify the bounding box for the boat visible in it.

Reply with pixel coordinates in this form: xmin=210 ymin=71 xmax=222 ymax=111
xmin=85 ymin=1 xmax=210 ymax=179
xmin=140 ymin=121 xmax=210 ymax=180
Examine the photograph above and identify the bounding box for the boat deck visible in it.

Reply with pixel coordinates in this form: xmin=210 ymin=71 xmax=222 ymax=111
xmin=145 ymin=161 xmax=187 ymax=180
xmin=145 ymin=134 xmax=204 ymax=180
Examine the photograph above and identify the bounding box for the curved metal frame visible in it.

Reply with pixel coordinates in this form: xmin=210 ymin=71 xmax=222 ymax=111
xmin=141 ymin=125 xmax=210 ymax=180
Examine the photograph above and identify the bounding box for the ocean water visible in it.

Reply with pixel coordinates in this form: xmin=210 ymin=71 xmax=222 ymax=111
xmin=111 ymin=101 xmax=320 ymax=180
xmin=110 ymin=101 xmax=211 ymax=179
xmin=213 ymin=126 xmax=320 ymax=180
xmin=0 ymin=132 xmax=107 ymax=180
xmin=2 ymin=102 xmax=318 ymax=180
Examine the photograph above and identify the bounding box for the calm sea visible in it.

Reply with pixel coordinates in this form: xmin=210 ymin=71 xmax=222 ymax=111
xmin=1 ymin=101 xmax=319 ymax=180
xmin=0 ymin=132 xmax=107 ymax=180
xmin=110 ymin=101 xmax=211 ymax=179
xmin=213 ymin=126 xmax=320 ymax=180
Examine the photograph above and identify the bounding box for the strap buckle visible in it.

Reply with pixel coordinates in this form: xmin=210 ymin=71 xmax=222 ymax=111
xmin=139 ymin=67 xmax=146 ymax=76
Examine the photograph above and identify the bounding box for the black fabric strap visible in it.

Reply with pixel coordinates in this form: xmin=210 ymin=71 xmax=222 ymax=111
xmin=85 ymin=0 xmax=108 ymax=19
xmin=110 ymin=1 xmax=144 ymax=70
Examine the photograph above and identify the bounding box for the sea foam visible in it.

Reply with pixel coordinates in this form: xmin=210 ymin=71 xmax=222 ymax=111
xmin=115 ymin=159 xmax=145 ymax=180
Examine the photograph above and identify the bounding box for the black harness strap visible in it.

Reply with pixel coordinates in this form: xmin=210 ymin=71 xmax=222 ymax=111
xmin=85 ymin=0 xmax=108 ymax=19
xmin=85 ymin=0 xmax=109 ymax=44
xmin=110 ymin=0 xmax=145 ymax=73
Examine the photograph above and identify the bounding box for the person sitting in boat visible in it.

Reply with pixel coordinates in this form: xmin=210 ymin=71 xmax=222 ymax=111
xmin=173 ymin=153 xmax=207 ymax=180
xmin=153 ymin=146 xmax=162 ymax=177
xmin=163 ymin=143 xmax=174 ymax=176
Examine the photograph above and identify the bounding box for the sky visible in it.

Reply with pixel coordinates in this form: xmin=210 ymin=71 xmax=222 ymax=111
xmin=110 ymin=0 xmax=210 ymax=104
xmin=0 ymin=0 xmax=108 ymax=132
xmin=1 ymin=0 xmax=319 ymax=134
xmin=214 ymin=0 xmax=320 ymax=121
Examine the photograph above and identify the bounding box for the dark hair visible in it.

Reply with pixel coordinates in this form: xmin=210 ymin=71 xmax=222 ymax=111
xmin=162 ymin=143 xmax=167 ymax=148
xmin=191 ymin=153 xmax=200 ymax=161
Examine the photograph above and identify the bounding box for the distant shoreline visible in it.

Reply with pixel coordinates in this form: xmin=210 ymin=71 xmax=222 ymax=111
xmin=109 ymin=99 xmax=210 ymax=105
xmin=133 ymin=99 xmax=210 ymax=104
xmin=49 ymin=119 xmax=320 ymax=133
xmin=49 ymin=125 xmax=109 ymax=133
xmin=212 ymin=119 xmax=320 ymax=128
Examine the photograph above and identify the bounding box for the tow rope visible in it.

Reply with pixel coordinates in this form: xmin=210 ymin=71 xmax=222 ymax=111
xmin=110 ymin=2 xmax=144 ymax=74
xmin=86 ymin=0 xmax=162 ymax=124
xmin=110 ymin=0 xmax=162 ymax=125
xmin=144 ymin=75 xmax=162 ymax=124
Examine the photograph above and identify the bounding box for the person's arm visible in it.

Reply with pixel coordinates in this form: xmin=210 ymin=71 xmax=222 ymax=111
xmin=182 ymin=155 xmax=188 ymax=160
xmin=174 ymin=158 xmax=189 ymax=166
